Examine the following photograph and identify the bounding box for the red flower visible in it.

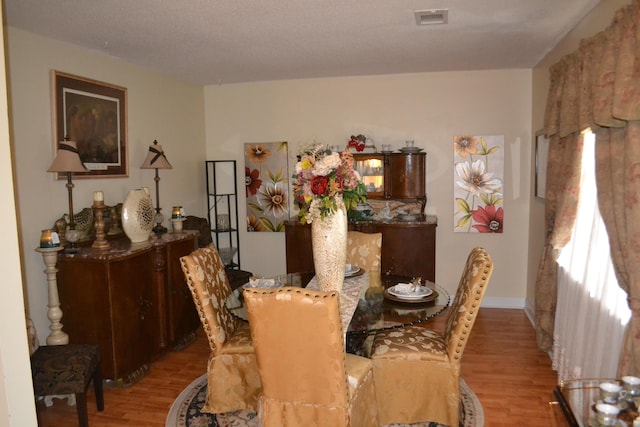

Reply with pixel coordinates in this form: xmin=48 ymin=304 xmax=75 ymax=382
xmin=471 ymin=205 xmax=503 ymax=233
xmin=245 ymin=167 xmax=262 ymax=197
xmin=310 ymin=176 xmax=329 ymax=195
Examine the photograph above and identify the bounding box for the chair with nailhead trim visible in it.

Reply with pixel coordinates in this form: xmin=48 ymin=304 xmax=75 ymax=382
xmin=180 ymin=245 xmax=262 ymax=414
xmin=369 ymin=247 xmax=493 ymax=426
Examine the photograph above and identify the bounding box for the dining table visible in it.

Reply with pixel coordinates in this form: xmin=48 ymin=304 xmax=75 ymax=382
xmin=226 ymin=269 xmax=451 ymax=355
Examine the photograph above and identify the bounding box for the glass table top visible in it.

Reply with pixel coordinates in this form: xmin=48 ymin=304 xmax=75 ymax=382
xmin=226 ymin=271 xmax=450 ymax=353
xmin=555 ymin=378 xmax=640 ymax=426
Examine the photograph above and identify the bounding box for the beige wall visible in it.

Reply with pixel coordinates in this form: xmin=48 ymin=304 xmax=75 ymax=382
xmin=6 ymin=28 xmax=207 ymax=345
xmin=0 ymin=7 xmax=39 ymax=425
xmin=527 ymin=0 xmax=632 ymax=316
xmin=205 ymin=70 xmax=533 ymax=307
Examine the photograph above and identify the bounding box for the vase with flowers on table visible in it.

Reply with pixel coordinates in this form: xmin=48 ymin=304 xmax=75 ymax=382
xmin=292 ymin=144 xmax=367 ymax=292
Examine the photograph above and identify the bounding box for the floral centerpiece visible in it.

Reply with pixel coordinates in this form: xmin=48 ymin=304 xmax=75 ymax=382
xmin=292 ymin=144 xmax=367 ymax=224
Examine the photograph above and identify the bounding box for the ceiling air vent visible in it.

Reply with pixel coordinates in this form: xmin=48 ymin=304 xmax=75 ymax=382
xmin=414 ymin=9 xmax=448 ymax=25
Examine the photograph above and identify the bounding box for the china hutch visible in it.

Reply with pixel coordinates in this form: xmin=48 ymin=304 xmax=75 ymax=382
xmin=285 ymin=151 xmax=437 ymax=282
xmin=354 ymin=152 xmax=427 ymax=211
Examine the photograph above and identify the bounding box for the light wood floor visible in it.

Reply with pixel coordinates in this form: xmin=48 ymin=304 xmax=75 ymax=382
xmin=35 ymin=308 xmax=558 ymax=426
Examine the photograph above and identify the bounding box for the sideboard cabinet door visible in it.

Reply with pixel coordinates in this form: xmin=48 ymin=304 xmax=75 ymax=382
xmin=58 ymin=249 xmax=156 ymax=382
xmin=56 ymin=231 xmax=199 ymax=383
xmin=368 ymin=222 xmax=436 ymax=281
xmin=165 ymin=234 xmax=199 ymax=348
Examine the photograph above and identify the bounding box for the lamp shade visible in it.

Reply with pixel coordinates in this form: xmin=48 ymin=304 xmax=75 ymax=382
xmin=140 ymin=140 xmax=172 ymax=170
xmin=47 ymin=139 xmax=88 ymax=173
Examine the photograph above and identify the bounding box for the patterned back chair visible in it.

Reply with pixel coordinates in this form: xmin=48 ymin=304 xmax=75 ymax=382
xmin=370 ymin=247 xmax=493 ymax=426
xmin=346 ymin=231 xmax=382 ymax=273
xmin=180 ymin=245 xmax=261 ymax=413
xmin=243 ymin=287 xmax=379 ymax=427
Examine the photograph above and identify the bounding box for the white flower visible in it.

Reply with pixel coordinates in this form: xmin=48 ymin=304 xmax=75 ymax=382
xmin=323 ymin=152 xmax=341 ymax=168
xmin=455 ymin=159 xmax=502 ymax=197
xmin=312 ymin=153 xmax=341 ymax=176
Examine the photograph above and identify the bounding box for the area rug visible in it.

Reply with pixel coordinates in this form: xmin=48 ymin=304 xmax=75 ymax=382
xmin=166 ymin=375 xmax=484 ymax=427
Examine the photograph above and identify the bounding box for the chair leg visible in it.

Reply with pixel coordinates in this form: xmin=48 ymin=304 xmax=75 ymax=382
xmin=76 ymin=392 xmax=88 ymax=427
xmin=93 ymin=366 xmax=104 ymax=411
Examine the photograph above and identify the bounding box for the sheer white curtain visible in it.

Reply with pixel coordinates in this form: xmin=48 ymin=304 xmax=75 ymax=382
xmin=553 ymin=131 xmax=631 ymax=382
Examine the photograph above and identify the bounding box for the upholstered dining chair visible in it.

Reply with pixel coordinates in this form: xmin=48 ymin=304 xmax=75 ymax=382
xmin=346 ymin=231 xmax=382 ymax=273
xmin=179 ymin=245 xmax=261 ymax=413
xmin=370 ymin=247 xmax=493 ymax=426
xmin=243 ymin=287 xmax=379 ymax=427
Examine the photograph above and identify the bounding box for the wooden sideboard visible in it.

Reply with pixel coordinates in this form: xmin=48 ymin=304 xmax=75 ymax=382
xmin=284 ymin=216 xmax=437 ymax=282
xmin=56 ymin=231 xmax=199 ymax=384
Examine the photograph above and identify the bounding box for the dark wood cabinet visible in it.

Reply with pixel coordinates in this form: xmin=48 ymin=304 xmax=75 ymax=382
xmin=387 ymin=153 xmax=426 ymax=200
xmin=56 ymin=231 xmax=198 ymax=383
xmin=353 ymin=152 xmax=426 ymax=210
xmin=165 ymin=235 xmax=202 ymax=349
xmin=284 ymin=216 xmax=437 ymax=282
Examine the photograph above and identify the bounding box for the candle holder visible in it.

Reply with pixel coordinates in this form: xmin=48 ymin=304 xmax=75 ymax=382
xmin=92 ymin=201 xmax=111 ymax=250
xmin=170 ymin=217 xmax=186 ymax=233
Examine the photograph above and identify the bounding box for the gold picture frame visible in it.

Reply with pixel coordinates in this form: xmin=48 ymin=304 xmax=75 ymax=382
xmin=53 ymin=70 xmax=128 ymax=178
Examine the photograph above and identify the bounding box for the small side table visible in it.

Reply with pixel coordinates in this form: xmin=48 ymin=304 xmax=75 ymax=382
xmin=35 ymin=246 xmax=68 ymax=345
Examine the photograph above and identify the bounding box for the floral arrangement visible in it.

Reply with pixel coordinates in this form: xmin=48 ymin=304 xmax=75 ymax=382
xmin=293 ymin=144 xmax=367 ymax=224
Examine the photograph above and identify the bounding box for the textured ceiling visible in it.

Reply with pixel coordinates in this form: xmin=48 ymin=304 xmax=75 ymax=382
xmin=4 ymin=0 xmax=601 ymax=86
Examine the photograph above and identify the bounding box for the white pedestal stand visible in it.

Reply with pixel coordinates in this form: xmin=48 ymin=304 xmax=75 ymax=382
xmin=35 ymin=246 xmax=68 ymax=345
xmin=35 ymin=246 xmax=75 ymax=407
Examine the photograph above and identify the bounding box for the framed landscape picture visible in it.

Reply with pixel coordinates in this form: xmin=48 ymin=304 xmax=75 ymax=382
xmin=52 ymin=71 xmax=128 ymax=178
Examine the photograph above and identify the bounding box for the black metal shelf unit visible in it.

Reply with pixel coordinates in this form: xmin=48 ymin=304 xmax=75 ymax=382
xmin=205 ymin=160 xmax=240 ymax=269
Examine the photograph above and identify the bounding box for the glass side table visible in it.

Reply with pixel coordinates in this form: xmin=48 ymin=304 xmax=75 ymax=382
xmin=554 ymin=378 xmax=638 ymax=426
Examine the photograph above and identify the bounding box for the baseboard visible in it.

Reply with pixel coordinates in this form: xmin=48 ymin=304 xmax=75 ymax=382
xmin=481 ymin=296 xmax=525 ymax=309
xmin=524 ymin=299 xmax=536 ymax=327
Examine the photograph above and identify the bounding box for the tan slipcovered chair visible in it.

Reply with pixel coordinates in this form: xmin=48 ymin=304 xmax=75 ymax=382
xmin=370 ymin=247 xmax=493 ymax=426
xmin=346 ymin=231 xmax=382 ymax=273
xmin=243 ymin=287 xmax=379 ymax=427
xmin=179 ymin=245 xmax=261 ymax=413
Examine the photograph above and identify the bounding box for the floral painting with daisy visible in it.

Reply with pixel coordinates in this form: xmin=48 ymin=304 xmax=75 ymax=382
xmin=244 ymin=142 xmax=289 ymax=232
xmin=453 ymin=135 xmax=504 ymax=233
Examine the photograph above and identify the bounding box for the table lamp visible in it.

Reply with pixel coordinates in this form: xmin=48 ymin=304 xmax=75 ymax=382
xmin=47 ymin=138 xmax=88 ymax=251
xmin=140 ymin=139 xmax=172 ymax=234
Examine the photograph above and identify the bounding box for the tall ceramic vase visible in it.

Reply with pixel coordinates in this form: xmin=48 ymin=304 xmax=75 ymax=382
xmin=311 ymin=196 xmax=348 ymax=292
xmin=121 ymin=188 xmax=155 ymax=243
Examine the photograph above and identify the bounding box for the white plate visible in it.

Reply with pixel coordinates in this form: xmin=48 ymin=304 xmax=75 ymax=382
xmin=388 ymin=283 xmax=433 ymax=299
xmin=345 ymin=264 xmax=361 ymax=277
xmin=398 ymin=147 xmax=424 ymax=153
xmin=397 ymin=214 xmax=420 ymax=221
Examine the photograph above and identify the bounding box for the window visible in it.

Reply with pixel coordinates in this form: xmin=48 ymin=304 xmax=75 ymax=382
xmin=553 ymin=130 xmax=631 ymax=381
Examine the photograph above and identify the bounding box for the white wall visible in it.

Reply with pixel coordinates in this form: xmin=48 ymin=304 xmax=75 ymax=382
xmin=6 ymin=28 xmax=207 ymax=345
xmin=0 ymin=8 xmax=39 ymax=425
xmin=205 ymin=70 xmax=532 ymax=306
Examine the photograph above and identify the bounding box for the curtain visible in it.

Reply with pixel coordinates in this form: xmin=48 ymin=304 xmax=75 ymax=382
xmin=553 ymin=132 xmax=631 ymax=382
xmin=538 ymin=0 xmax=640 ymax=375
xmin=534 ymin=132 xmax=583 ymax=351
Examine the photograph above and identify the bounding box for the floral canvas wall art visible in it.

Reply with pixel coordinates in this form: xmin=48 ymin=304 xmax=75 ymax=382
xmin=453 ymin=135 xmax=504 ymax=233
xmin=245 ymin=142 xmax=289 ymax=232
